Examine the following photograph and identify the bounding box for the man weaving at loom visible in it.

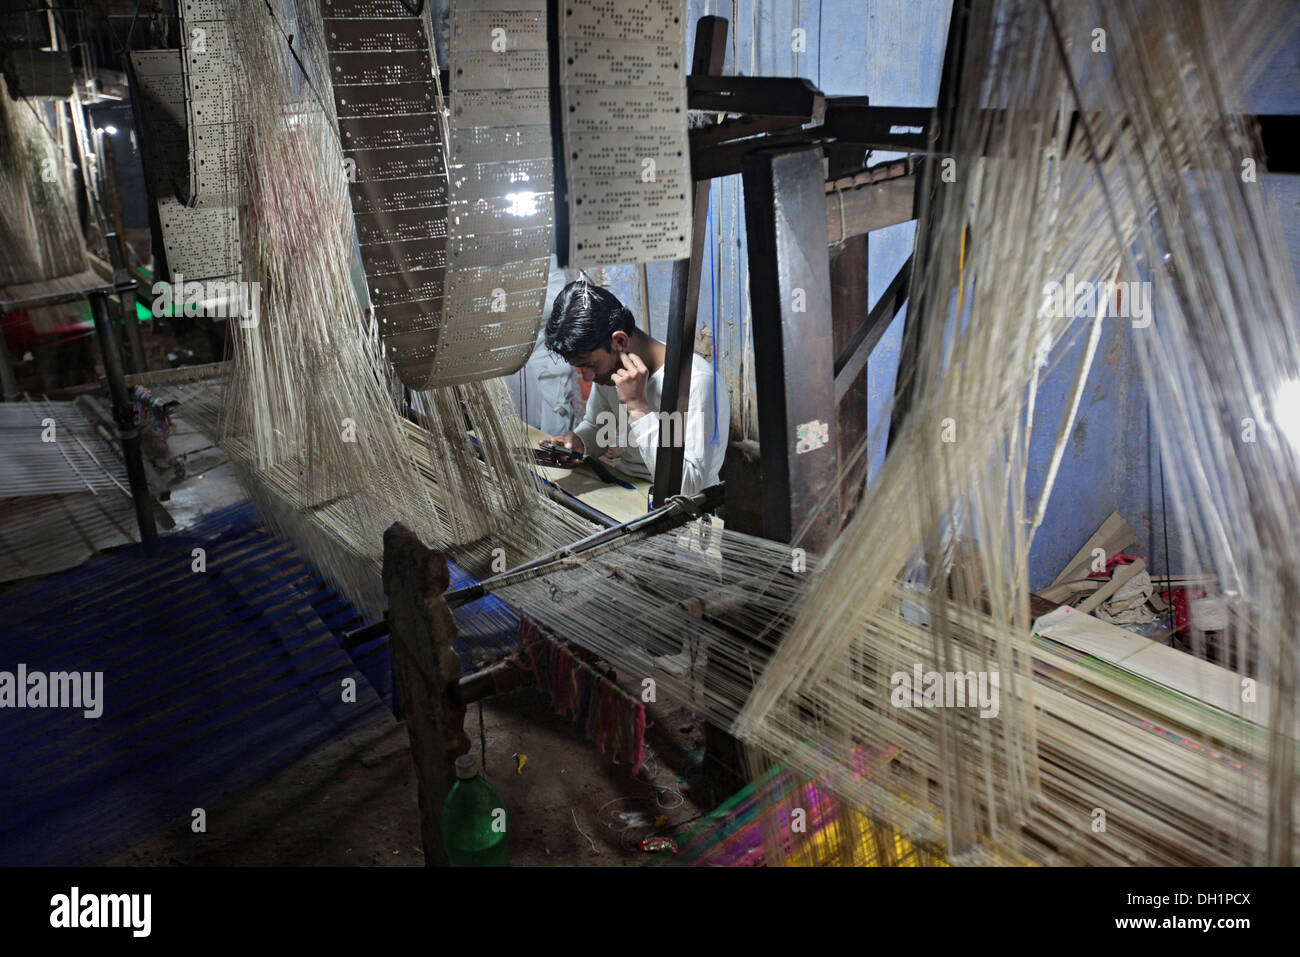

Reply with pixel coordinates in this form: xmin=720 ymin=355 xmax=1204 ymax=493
xmin=541 ymin=279 xmax=728 ymax=496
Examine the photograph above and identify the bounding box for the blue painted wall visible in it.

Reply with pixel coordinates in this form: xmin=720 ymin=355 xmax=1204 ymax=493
xmin=1025 ymin=14 xmax=1300 ymax=589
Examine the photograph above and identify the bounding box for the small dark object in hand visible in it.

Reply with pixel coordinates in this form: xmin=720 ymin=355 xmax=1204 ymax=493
xmin=535 ymin=440 xmax=583 ymax=467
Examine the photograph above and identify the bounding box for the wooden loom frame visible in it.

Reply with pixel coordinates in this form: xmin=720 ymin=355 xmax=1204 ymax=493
xmin=381 ymin=3 xmax=1300 ymax=864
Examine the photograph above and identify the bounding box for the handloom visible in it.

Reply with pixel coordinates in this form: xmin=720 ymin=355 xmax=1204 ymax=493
xmin=1 ymin=58 xmax=162 ymax=546
xmin=0 ymin=395 xmax=162 ymax=581
xmin=732 ymin=0 xmax=1300 ymax=866
xmin=215 ymin=0 xmax=597 ymax=621
xmin=163 ymin=0 xmax=1299 ymax=868
xmin=0 ymin=80 xmax=87 ymax=287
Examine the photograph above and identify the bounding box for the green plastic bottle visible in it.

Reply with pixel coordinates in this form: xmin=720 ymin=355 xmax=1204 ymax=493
xmin=442 ymin=754 xmax=509 ymax=866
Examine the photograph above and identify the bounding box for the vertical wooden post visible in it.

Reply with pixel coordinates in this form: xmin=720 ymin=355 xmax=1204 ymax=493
xmin=888 ymin=0 xmax=969 ymax=453
xmin=830 ymin=234 xmax=870 ymax=525
xmin=652 ymin=15 xmax=730 ymax=505
xmin=740 ymin=145 xmax=839 ymax=551
xmin=382 ymin=523 xmax=469 ymax=867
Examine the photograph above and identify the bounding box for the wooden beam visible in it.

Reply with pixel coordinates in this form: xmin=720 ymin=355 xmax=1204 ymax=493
xmin=830 ymin=234 xmax=870 ymax=527
xmin=89 ymin=291 xmax=157 ymax=541
xmin=382 ymin=523 xmax=470 ymax=867
xmin=833 ymin=253 xmax=910 ymax=404
xmin=689 ymin=112 xmax=810 ymax=150
xmin=691 ymin=129 xmax=825 ymax=182
xmin=653 ymin=14 xmax=729 ymax=505
xmin=886 ymin=0 xmax=970 ymax=456
xmin=821 ymin=99 xmax=933 ymax=151
xmin=100 ymin=133 xmax=147 ymax=375
xmin=0 ymin=323 xmax=18 ymax=401
xmin=826 ymin=172 xmax=916 ymax=243
xmin=687 ymin=76 xmax=825 ymax=124
xmin=741 ymin=145 xmax=839 ymax=549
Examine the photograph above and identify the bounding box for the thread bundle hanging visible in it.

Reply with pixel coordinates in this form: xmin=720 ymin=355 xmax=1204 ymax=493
xmin=215 ymin=0 xmax=594 ymax=619
xmin=516 ymin=618 xmax=646 ymax=776
xmin=0 ymin=82 xmax=87 ymax=287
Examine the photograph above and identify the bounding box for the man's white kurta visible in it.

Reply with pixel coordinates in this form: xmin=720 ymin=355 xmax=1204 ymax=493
xmin=572 ymin=353 xmax=729 ymax=495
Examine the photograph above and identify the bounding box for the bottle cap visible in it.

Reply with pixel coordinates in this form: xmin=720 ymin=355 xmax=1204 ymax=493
xmin=455 ymin=754 xmax=479 ymax=779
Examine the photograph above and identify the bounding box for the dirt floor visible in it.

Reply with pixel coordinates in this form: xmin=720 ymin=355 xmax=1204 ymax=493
xmin=107 ymin=685 xmax=714 ymax=867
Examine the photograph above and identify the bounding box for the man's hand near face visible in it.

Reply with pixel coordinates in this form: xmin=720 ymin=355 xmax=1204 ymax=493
xmin=611 ymin=352 xmax=651 ymax=421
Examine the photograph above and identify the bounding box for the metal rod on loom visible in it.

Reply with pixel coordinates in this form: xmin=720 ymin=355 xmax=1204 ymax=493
xmin=340 ymin=439 xmax=623 ymax=648
xmin=340 ymin=485 xmax=724 ymax=645
xmin=444 ymin=484 xmax=723 ymax=608
xmin=537 ymin=475 xmax=620 ymax=528
xmin=89 ymin=291 xmax=157 ymax=541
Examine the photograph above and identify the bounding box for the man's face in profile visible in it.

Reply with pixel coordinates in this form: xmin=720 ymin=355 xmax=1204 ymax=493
xmin=569 ymin=331 xmax=631 ymax=386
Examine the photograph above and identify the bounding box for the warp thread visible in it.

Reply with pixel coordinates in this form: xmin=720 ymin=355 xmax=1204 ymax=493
xmin=516 ymin=618 xmax=645 ymax=776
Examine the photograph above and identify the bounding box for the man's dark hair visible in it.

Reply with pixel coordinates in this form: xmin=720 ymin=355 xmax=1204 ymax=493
xmin=544 ymin=279 xmax=636 ymax=362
